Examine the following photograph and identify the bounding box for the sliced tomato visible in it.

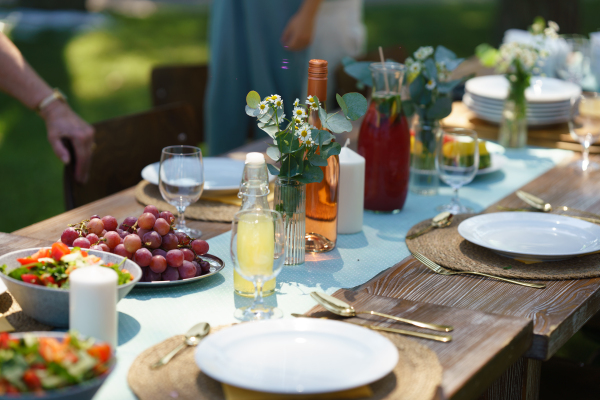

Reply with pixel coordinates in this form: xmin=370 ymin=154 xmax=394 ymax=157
xmin=51 ymin=242 xmax=70 ymax=261
xmin=23 ymin=369 xmax=41 ymax=390
xmin=21 ymin=274 xmax=41 ymax=285
xmin=80 ymin=250 xmax=88 ymax=257
xmin=39 ymin=337 xmax=64 ymax=362
xmin=40 ymin=274 xmax=55 ymax=286
xmin=0 ymin=333 xmax=10 ymax=349
xmin=17 ymin=257 xmax=33 ymax=265
xmin=88 ymin=343 xmax=112 ymax=364
xmin=30 ymin=248 xmax=50 ymax=260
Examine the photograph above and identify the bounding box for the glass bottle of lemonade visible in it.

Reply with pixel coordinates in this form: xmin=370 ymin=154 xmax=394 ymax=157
xmin=233 ymin=152 xmax=276 ymax=297
xmin=305 ymin=59 xmax=340 ymax=252
xmin=357 ymin=62 xmax=410 ymax=212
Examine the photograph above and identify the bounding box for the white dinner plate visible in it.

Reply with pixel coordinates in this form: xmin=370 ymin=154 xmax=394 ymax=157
xmin=467 ymin=93 xmax=571 ymax=112
xmin=478 ymin=153 xmax=508 ymax=175
xmin=458 ymin=212 xmax=600 ymax=261
xmin=465 ymin=75 xmax=581 ymax=103
xmin=464 ymin=94 xmax=570 ymax=117
xmin=195 ymin=319 xmax=399 ymax=394
xmin=141 ymin=158 xmax=274 ymax=195
xmin=463 ymin=96 xmax=571 ymax=126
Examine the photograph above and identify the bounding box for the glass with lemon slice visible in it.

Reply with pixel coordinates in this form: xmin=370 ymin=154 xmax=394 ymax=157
xmin=435 ymin=128 xmax=479 ymax=214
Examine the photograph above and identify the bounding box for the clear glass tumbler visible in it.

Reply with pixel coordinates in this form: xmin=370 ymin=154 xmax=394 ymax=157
xmin=569 ymin=93 xmax=600 ymax=172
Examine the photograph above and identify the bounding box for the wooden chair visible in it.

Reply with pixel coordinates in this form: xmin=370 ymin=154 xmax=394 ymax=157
xmin=63 ymin=103 xmax=198 ymax=210
xmin=150 ymin=64 xmax=208 ymax=144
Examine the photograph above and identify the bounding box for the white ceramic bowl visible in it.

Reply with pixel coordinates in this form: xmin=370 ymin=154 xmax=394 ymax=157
xmin=0 ymin=248 xmax=141 ymax=328
xmin=0 ymin=331 xmax=115 ymax=400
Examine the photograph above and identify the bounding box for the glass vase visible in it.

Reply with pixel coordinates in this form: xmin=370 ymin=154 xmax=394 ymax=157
xmin=499 ymin=84 xmax=527 ymax=148
xmin=409 ymin=115 xmax=441 ymax=195
xmin=273 ymin=177 xmax=306 ymax=265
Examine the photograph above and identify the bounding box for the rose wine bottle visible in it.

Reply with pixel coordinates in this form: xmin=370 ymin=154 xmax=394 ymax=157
xmin=305 ymin=59 xmax=339 ymax=253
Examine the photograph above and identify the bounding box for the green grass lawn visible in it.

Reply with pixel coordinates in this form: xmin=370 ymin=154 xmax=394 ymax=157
xmin=1 ymin=2 xmax=599 ymax=232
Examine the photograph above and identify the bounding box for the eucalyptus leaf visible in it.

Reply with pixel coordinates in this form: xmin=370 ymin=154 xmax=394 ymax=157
xmin=444 ymin=58 xmax=464 ymax=71
xmin=324 ymin=112 xmax=352 ymax=133
xmin=426 ymin=95 xmax=453 ymax=120
xmin=245 ymin=105 xmax=261 ymax=117
xmin=295 ymin=164 xmax=324 ymax=184
xmin=341 ymin=56 xmax=356 ymax=67
xmin=318 ymin=106 xmax=328 ymax=127
xmin=266 ymin=163 xmax=280 ymax=176
xmin=343 ymin=61 xmax=373 ymax=87
xmin=341 ymin=92 xmax=368 ymax=121
xmin=308 ymin=152 xmax=328 ymax=166
xmin=437 ymin=79 xmax=462 ymax=94
xmin=279 ymin=131 xmax=300 ymax=154
xmin=313 ymin=129 xmax=334 ymax=146
xmin=424 ymin=58 xmax=437 ymax=80
xmin=258 ymin=107 xmax=274 ymax=123
xmin=410 ymin=75 xmax=425 ymax=102
xmin=246 ymin=91 xmax=261 ymax=108
xmin=266 ymin=146 xmax=281 ymax=162
xmin=260 ymin=123 xmax=279 ymax=138
xmin=434 ymin=45 xmax=457 ymax=63
xmin=321 ymin=141 xmax=342 ymax=158
xmin=402 ymin=100 xmax=415 ymax=117
xmin=336 ymin=94 xmax=349 ymax=116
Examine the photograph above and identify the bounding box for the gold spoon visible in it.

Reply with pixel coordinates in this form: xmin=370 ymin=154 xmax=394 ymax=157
xmin=151 ymin=322 xmax=210 ymax=369
xmin=406 ymin=212 xmax=453 ymax=240
xmin=517 ymin=190 xmax=600 ymax=219
xmin=291 ymin=313 xmax=452 ymax=342
xmin=310 ymin=292 xmax=453 ymax=332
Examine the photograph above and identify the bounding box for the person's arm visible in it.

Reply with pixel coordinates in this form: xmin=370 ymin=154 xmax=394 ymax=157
xmin=0 ymin=32 xmax=94 ymax=183
xmin=280 ymin=0 xmax=322 ymax=51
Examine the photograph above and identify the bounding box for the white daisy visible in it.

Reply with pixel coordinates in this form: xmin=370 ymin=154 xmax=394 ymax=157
xmin=293 ymin=98 xmax=300 ymax=107
xmin=409 ymin=62 xmax=422 ymax=74
xmin=548 ymin=20 xmax=559 ymax=33
xmin=425 ymin=79 xmax=436 ymax=90
xmin=404 ymin=57 xmax=414 ymax=67
xmin=274 ymin=98 xmax=283 ymax=109
xmin=414 ymin=46 xmax=434 ymax=61
xmin=297 ymin=124 xmax=311 ymax=139
xmin=306 ymin=96 xmax=320 ymax=111
xmin=267 ymin=94 xmax=281 ymax=104
xmin=257 ymin=101 xmax=269 ymax=114
xmin=293 ymin=107 xmax=307 ymax=119
xmin=304 ymin=137 xmax=314 ymax=147
xmin=293 ymin=116 xmax=303 ymax=126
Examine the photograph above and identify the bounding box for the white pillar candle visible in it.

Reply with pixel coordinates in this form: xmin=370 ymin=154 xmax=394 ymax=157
xmin=69 ymin=266 xmax=118 ymax=348
xmin=338 ymin=140 xmax=365 ymax=234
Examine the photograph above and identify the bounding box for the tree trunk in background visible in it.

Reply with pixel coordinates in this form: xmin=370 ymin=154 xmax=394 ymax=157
xmin=496 ymin=0 xmax=580 ymax=44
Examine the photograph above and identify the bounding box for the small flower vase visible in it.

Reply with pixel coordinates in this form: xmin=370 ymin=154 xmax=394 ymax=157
xmin=273 ymin=177 xmax=306 ymax=265
xmin=499 ymin=83 xmax=527 ymax=148
xmin=409 ymin=115 xmax=441 ymax=195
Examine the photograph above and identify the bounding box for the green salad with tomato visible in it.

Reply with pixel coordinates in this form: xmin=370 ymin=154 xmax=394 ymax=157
xmin=0 ymin=331 xmax=112 ymax=394
xmin=0 ymin=243 xmax=133 ymax=289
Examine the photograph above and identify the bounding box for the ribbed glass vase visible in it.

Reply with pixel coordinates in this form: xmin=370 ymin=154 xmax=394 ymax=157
xmin=273 ymin=177 xmax=306 ymax=265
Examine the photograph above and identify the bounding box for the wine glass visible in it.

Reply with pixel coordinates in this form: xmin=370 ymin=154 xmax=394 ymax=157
xmin=435 ymin=128 xmax=479 ymax=214
xmin=231 ymin=209 xmax=285 ymax=321
xmin=569 ymin=93 xmax=600 ymax=172
xmin=159 ymin=145 xmax=204 ymax=238
xmin=556 ymin=35 xmax=591 ymax=85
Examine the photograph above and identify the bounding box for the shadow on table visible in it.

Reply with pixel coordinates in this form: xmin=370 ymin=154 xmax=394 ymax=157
xmin=276 ymin=249 xmax=346 ymax=292
xmin=337 ymin=231 xmax=369 ymax=249
xmin=234 ymin=292 xmax=278 ymax=310
xmin=473 ymin=169 xmax=506 ymax=184
xmin=118 ymin=311 xmax=141 ymax=346
xmin=128 ymin=273 xmax=226 ymax=301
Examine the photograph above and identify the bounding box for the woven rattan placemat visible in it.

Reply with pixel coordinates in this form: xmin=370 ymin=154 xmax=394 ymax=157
xmin=406 ymin=214 xmax=600 ymax=280
xmin=135 ymin=180 xmax=239 ymax=223
xmin=0 ymin=292 xmax=52 ymax=332
xmin=128 ymin=325 xmax=442 ymax=400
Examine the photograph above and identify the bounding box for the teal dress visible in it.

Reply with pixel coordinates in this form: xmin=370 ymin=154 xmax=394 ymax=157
xmin=205 ymin=0 xmax=308 ymax=155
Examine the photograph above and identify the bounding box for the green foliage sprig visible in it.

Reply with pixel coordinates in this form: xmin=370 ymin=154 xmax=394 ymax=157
xmin=245 ymin=91 xmax=367 ymax=184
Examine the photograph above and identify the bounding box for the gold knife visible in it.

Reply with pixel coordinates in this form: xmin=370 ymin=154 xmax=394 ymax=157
xmin=291 ymin=313 xmax=452 ymax=342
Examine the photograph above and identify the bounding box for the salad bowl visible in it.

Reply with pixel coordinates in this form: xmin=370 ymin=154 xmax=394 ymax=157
xmin=0 ymin=248 xmax=142 ymax=328
xmin=0 ymin=331 xmax=115 ymax=400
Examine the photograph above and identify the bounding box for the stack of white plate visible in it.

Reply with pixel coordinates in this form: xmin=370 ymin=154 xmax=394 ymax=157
xmin=463 ymin=75 xmax=581 ymax=126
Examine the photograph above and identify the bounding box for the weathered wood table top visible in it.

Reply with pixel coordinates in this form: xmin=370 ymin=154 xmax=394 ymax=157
xmin=9 ymin=108 xmax=600 ymax=399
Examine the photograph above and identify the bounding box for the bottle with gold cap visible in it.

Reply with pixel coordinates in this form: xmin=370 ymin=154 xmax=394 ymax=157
xmin=305 ymin=59 xmax=340 ymax=253
xmin=234 ymin=152 xmax=276 ymax=297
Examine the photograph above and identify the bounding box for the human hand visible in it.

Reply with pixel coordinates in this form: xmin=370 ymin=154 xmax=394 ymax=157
xmin=41 ymin=101 xmax=95 ymax=184
xmin=280 ymin=4 xmax=319 ymax=51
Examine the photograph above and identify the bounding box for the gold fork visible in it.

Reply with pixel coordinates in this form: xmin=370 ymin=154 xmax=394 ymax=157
xmin=411 ymin=251 xmax=546 ymax=289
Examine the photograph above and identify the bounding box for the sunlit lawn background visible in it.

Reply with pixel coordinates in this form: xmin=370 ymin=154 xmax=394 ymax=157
xmin=1 ymin=1 xmax=600 ymax=232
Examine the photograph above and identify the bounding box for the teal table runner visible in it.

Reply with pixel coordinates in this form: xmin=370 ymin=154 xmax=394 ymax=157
xmin=96 ymin=147 xmax=572 ymax=399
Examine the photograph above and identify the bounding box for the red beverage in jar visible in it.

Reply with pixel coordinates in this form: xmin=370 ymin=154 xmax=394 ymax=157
xmin=358 ymin=93 xmax=411 ymax=212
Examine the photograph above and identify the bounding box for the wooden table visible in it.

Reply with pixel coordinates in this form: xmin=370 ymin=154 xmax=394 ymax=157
xmin=9 ymin=110 xmax=600 ymax=400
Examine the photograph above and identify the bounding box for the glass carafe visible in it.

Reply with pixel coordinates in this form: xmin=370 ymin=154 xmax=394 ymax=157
xmin=357 ymin=62 xmax=411 ymax=212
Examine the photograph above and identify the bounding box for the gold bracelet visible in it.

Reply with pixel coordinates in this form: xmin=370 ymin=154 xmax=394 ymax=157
xmin=36 ymin=88 xmax=67 ymax=113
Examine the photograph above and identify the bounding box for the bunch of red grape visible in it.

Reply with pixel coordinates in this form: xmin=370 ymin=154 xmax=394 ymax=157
xmin=59 ymin=205 xmax=211 ymax=283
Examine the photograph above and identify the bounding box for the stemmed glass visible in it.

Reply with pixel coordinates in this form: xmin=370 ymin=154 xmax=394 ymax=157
xmin=231 ymin=209 xmax=285 ymax=321
xmin=556 ymin=35 xmax=591 ymax=85
xmin=435 ymin=128 xmax=479 ymax=214
xmin=569 ymin=93 xmax=600 ymax=172
xmin=159 ymin=145 xmax=204 ymax=237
